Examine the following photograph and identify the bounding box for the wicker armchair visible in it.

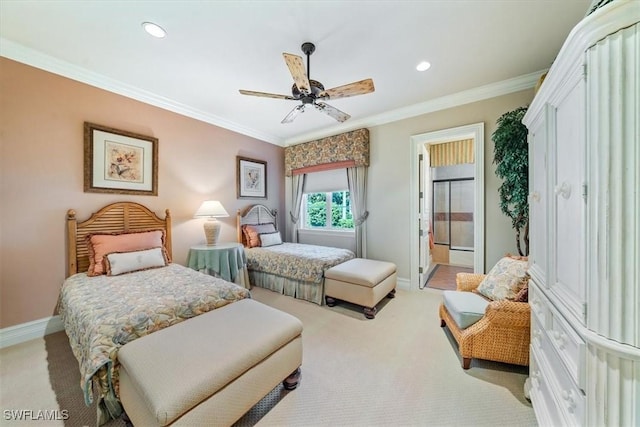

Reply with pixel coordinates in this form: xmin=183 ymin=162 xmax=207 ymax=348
xmin=439 ymin=272 xmax=530 ymax=369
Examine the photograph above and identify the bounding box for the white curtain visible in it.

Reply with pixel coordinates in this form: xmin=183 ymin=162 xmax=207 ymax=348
xmin=347 ymin=166 xmax=368 ymax=258
xmin=288 ymin=173 xmax=306 ymax=243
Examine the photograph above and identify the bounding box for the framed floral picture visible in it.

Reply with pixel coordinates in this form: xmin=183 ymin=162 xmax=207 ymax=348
xmin=237 ymin=156 xmax=267 ymax=199
xmin=84 ymin=122 xmax=158 ymax=196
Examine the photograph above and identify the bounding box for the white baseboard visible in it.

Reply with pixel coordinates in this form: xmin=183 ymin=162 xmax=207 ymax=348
xmin=397 ymin=277 xmax=410 ymax=290
xmin=0 ymin=315 xmax=64 ymax=349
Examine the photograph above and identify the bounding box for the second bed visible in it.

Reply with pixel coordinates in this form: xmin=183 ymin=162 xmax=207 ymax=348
xmin=237 ymin=204 xmax=354 ymax=305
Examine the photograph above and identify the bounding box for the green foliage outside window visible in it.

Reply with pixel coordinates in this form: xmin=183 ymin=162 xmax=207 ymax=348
xmin=305 ymin=192 xmax=353 ymax=229
xmin=306 ymin=193 xmax=327 ymax=227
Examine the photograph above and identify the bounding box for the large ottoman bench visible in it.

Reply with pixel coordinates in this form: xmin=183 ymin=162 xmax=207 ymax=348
xmin=118 ymin=298 xmax=303 ymax=426
xmin=324 ymin=258 xmax=397 ymax=319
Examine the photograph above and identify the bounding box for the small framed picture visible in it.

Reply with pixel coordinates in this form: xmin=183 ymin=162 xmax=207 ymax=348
xmin=237 ymin=156 xmax=267 ymax=199
xmin=84 ymin=122 xmax=158 ymax=196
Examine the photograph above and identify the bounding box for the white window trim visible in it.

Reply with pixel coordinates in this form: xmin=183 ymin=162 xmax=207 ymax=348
xmin=298 ymin=228 xmax=355 ymax=237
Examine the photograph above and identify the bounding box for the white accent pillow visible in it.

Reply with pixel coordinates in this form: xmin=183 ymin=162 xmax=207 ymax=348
xmin=259 ymin=231 xmax=283 ymax=247
xmin=105 ymin=247 xmax=168 ymax=276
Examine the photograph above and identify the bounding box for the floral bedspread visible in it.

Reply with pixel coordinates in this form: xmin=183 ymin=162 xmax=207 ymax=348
xmin=57 ymin=263 xmax=250 ymax=423
xmin=246 ymin=243 xmax=355 ymax=283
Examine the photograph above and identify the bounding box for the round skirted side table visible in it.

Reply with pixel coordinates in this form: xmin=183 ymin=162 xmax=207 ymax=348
xmin=186 ymin=242 xmax=250 ymax=288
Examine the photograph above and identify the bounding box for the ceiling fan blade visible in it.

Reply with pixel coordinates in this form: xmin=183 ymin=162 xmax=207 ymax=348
xmin=281 ymin=104 xmax=306 ymax=124
xmin=318 ymin=78 xmax=375 ymax=100
xmin=239 ymin=89 xmax=296 ymax=100
xmin=314 ymin=102 xmax=351 ymax=122
xmin=283 ymin=53 xmax=310 ymax=94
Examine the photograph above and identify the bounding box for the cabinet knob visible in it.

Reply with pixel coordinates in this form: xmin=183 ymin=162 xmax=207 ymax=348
xmin=533 ymin=329 xmax=542 ymax=347
xmin=531 ymin=370 xmax=541 ymax=388
xmin=553 ymin=330 xmax=567 ymax=349
xmin=562 ymin=389 xmax=576 ymax=412
xmin=529 ymin=191 xmax=541 ymax=202
xmin=554 ymin=182 xmax=572 ymax=199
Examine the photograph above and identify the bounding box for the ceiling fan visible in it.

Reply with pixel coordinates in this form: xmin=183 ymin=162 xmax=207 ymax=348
xmin=239 ymin=42 xmax=375 ymax=124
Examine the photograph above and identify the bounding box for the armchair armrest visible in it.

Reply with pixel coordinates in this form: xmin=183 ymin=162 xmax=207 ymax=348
xmin=483 ymin=300 xmax=530 ymax=328
xmin=456 ymin=273 xmax=486 ymax=292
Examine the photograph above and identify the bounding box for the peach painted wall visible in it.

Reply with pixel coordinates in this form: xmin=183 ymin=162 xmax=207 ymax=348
xmin=0 ymin=58 xmax=285 ymax=328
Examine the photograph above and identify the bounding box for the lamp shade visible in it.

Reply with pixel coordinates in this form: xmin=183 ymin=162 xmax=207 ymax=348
xmin=194 ymin=200 xmax=229 ymax=218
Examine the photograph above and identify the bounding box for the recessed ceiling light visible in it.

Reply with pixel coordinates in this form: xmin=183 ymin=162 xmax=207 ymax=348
xmin=142 ymin=22 xmax=166 ymax=38
xmin=416 ymin=61 xmax=431 ymax=71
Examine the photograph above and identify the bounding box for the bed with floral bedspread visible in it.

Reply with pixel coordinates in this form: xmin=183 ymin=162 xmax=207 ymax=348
xmin=245 ymin=242 xmax=355 ymax=304
xmin=57 ymin=263 xmax=250 ymax=424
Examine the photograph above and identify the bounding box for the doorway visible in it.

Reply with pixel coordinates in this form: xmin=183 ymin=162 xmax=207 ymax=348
xmin=409 ymin=123 xmax=485 ymax=289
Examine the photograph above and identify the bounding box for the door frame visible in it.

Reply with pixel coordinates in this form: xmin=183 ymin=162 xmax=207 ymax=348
xmin=418 ymin=143 xmax=431 ymax=287
xmin=409 ymin=122 xmax=485 ymax=289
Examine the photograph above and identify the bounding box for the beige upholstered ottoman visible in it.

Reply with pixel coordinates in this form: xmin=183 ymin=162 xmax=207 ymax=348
xmin=324 ymin=258 xmax=397 ymax=319
xmin=118 ymin=299 xmax=303 ymax=426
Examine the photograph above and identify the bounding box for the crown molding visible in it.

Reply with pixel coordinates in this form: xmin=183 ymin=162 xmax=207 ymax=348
xmin=0 ymin=38 xmax=284 ymax=146
xmin=2 ymin=37 xmax=541 ymax=148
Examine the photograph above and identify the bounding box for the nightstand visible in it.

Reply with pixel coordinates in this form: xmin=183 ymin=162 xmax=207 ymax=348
xmin=186 ymin=242 xmax=249 ymax=288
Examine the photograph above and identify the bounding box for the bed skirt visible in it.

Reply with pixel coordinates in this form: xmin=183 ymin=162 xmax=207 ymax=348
xmin=248 ymin=270 xmax=324 ymax=305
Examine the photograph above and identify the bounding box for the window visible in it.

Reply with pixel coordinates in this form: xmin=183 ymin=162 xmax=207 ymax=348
xmin=302 ymin=191 xmax=353 ymax=230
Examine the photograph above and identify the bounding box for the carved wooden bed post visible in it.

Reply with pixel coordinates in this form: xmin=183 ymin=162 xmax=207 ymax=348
xmin=67 ymin=209 xmax=78 ymax=277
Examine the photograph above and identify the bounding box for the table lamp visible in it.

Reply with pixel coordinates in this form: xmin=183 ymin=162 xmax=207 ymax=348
xmin=194 ymin=200 xmax=229 ymax=245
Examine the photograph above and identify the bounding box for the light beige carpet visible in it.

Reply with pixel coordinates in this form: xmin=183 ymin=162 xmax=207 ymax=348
xmin=0 ymin=286 xmax=536 ymax=426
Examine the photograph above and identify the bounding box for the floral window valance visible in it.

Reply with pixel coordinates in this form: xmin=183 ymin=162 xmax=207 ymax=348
xmin=284 ymin=128 xmax=369 ymax=176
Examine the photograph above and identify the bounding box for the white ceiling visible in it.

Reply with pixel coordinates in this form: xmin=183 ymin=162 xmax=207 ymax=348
xmin=0 ymin=1 xmax=590 ymax=146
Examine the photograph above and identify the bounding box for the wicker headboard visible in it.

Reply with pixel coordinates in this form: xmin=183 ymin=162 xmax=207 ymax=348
xmin=236 ymin=204 xmax=278 ymax=247
xmin=66 ymin=202 xmax=172 ymax=277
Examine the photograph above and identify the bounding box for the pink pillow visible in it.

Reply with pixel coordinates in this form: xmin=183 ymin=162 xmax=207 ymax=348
xmin=243 ymin=223 xmax=276 ymax=248
xmin=86 ymin=229 xmax=166 ymax=276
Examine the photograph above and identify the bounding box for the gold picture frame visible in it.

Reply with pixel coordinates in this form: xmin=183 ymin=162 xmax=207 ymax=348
xmin=237 ymin=156 xmax=267 ymax=199
xmin=84 ymin=122 xmax=158 ymax=196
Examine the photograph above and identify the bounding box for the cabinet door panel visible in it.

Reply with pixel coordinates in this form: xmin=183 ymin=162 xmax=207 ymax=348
xmin=551 ymin=78 xmax=586 ymax=322
xmin=528 ymin=114 xmax=548 ymax=286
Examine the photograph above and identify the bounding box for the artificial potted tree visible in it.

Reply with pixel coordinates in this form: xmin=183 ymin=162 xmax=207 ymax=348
xmin=492 ymin=106 xmax=529 ymax=256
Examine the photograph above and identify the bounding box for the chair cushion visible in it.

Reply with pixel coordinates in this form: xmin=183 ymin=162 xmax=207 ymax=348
xmin=476 ymin=257 xmax=529 ymax=301
xmin=442 ymin=290 xmax=489 ymax=329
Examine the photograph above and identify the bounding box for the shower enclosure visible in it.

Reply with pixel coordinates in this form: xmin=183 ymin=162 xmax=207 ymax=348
xmin=433 ymin=178 xmax=474 ymax=265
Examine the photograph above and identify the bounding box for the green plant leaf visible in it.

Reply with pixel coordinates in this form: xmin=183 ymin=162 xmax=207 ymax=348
xmin=492 ymin=106 xmax=529 ymax=255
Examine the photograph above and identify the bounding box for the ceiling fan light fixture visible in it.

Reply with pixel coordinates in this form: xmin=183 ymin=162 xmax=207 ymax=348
xmin=239 ymin=42 xmax=373 ymax=124
xmin=142 ymin=22 xmax=166 ymax=38
xmin=416 ymin=61 xmax=431 ymax=71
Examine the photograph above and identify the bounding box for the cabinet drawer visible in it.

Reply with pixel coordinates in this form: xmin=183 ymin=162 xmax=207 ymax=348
xmin=547 ymin=300 xmax=586 ymax=390
xmin=530 ymin=347 xmax=563 ymax=427
xmin=531 ymin=310 xmax=545 ymax=353
xmin=531 ymin=344 xmax=585 ymax=427
xmin=529 ymin=281 xmax=586 ymax=390
xmin=529 ymin=281 xmax=548 ymax=326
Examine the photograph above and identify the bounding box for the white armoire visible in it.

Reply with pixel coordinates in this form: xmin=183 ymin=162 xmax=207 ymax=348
xmin=522 ymin=1 xmax=639 ymax=426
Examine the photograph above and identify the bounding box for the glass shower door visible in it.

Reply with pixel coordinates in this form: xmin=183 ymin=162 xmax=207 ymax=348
xmin=433 ymin=181 xmax=450 ymax=245
xmin=450 ymin=180 xmax=474 ymax=250
xmin=432 ymin=179 xmax=474 ymax=250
